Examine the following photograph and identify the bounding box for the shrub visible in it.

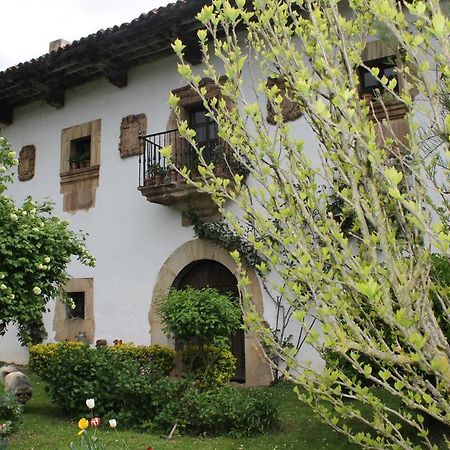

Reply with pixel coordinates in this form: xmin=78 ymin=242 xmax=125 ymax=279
xmin=182 ymin=345 xmax=236 ymax=388
xmin=28 ymin=341 xmax=85 ymax=375
xmin=28 ymin=342 xmax=175 ymax=416
xmin=0 ymin=393 xmax=22 ymax=431
xmin=108 ymin=343 xmax=175 ymax=376
xmin=158 ymin=287 xmax=241 ymax=348
xmin=28 ymin=342 xmax=279 ymax=437
xmin=149 ymin=384 xmax=280 ymax=437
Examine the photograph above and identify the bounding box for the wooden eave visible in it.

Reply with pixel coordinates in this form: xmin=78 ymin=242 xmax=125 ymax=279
xmin=0 ymin=0 xmax=210 ymax=124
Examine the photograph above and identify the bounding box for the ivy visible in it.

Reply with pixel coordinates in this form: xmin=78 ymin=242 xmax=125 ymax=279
xmin=192 ymin=216 xmax=263 ymax=269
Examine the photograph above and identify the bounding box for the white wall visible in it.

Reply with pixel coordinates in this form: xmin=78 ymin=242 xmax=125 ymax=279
xmin=1 ymin=54 xmax=197 ymax=362
xmin=0 ymin=49 xmax=323 ymax=372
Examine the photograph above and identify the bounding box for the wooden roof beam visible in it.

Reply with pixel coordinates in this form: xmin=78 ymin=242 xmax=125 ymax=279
xmin=92 ymin=60 xmax=128 ymax=88
xmin=31 ymin=80 xmax=65 ymax=108
xmin=184 ymin=38 xmax=203 ymax=66
xmin=0 ymin=108 xmax=13 ymax=125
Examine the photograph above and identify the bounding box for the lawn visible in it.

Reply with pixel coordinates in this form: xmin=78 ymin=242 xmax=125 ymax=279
xmin=7 ymin=372 xmax=357 ymax=450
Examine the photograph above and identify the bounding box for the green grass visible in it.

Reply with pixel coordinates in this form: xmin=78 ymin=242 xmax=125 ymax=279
xmin=6 ymin=372 xmax=358 ymax=450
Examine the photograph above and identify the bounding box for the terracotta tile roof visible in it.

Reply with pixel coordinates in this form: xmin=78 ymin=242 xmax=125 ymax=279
xmin=0 ymin=0 xmax=209 ymax=124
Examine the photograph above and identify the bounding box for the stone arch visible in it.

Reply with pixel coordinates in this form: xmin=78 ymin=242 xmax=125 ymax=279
xmin=149 ymin=238 xmax=273 ymax=386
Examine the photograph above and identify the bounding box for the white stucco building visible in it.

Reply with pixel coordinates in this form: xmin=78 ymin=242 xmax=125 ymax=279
xmin=0 ymin=0 xmax=407 ymax=385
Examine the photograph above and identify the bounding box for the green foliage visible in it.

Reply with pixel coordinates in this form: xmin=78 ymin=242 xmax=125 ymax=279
xmin=143 ymin=382 xmax=280 ymax=437
xmin=192 ymin=218 xmax=262 ymax=268
xmin=29 ymin=342 xmax=277 ymax=437
xmin=107 ymin=343 xmax=176 ymax=376
xmin=158 ymin=287 xmax=241 ymax=348
xmin=0 ymin=393 xmax=22 ymax=432
xmin=174 ymin=0 xmax=450 ymax=447
xmin=182 ymin=345 xmax=236 ymax=388
xmin=28 ymin=342 xmax=85 ymax=375
xmin=0 ymin=137 xmax=95 ymax=345
xmin=28 ymin=342 xmax=175 ymax=416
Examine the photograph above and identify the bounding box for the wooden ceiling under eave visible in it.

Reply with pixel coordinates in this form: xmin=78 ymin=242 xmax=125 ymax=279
xmin=0 ymin=0 xmax=210 ymax=125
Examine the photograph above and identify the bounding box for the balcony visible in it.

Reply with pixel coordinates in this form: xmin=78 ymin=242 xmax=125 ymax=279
xmin=138 ymin=127 xmax=231 ymax=222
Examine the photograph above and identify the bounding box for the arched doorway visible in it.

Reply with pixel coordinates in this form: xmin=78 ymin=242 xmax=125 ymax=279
xmin=149 ymin=239 xmax=273 ymax=386
xmin=173 ymin=259 xmax=245 ymax=382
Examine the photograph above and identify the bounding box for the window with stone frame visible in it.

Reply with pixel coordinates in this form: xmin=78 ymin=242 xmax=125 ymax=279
xmin=359 ymin=55 xmax=399 ymax=98
xmin=60 ymin=119 xmax=101 ymax=212
xmin=54 ymin=278 xmax=94 ymax=343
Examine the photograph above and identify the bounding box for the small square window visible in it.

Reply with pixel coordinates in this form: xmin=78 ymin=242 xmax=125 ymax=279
xmin=359 ymin=56 xmax=398 ymax=97
xmin=67 ymin=292 xmax=85 ymax=319
xmin=69 ymin=136 xmax=91 ymax=170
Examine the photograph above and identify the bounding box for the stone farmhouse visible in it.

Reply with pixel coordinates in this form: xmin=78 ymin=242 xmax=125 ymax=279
xmin=0 ymin=0 xmax=407 ymax=386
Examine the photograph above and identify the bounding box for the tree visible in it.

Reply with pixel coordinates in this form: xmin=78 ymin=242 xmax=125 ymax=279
xmin=168 ymin=0 xmax=450 ymax=448
xmin=0 ymin=137 xmax=95 ymax=345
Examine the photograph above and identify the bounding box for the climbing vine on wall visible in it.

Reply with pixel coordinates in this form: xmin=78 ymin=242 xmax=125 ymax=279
xmin=192 ymin=216 xmax=263 ymax=269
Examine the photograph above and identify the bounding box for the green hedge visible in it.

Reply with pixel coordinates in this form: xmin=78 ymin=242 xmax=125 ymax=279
xmin=28 ymin=342 xmax=176 ymax=416
xmin=182 ymin=345 xmax=236 ymax=388
xmin=28 ymin=342 xmax=279 ymax=436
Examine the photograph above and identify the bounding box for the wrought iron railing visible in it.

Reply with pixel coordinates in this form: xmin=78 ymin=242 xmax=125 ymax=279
xmin=138 ymin=125 xmax=228 ymax=187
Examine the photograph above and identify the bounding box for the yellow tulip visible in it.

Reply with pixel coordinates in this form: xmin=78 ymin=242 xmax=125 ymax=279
xmin=77 ymin=417 xmax=89 ymax=435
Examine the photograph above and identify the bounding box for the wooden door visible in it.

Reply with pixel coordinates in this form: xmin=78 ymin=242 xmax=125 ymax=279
xmin=173 ymin=259 xmax=245 ymax=382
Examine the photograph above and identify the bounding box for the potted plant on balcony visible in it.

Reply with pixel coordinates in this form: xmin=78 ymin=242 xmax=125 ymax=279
xmin=145 ymin=163 xmax=167 ymax=185
xmin=211 ymin=145 xmax=226 ymax=175
xmin=69 ymin=157 xmax=80 ymax=171
xmin=79 ymin=152 xmax=91 ymax=168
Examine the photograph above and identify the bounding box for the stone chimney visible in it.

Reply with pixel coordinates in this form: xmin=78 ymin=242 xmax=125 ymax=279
xmin=49 ymin=39 xmax=71 ymax=52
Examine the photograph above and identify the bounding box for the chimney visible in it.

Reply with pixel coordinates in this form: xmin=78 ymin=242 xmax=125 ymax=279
xmin=49 ymin=39 xmax=71 ymax=52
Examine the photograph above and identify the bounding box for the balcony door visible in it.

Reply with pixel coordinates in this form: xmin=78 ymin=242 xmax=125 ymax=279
xmin=173 ymin=259 xmax=246 ymax=383
xmin=189 ymin=107 xmax=218 ymax=165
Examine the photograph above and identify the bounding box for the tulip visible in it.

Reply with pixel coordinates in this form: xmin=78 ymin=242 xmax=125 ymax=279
xmin=77 ymin=417 xmax=89 ymax=435
xmin=109 ymin=419 xmax=117 ymax=429
xmin=91 ymin=417 xmax=101 ymax=427
xmin=86 ymin=398 xmax=95 ymax=409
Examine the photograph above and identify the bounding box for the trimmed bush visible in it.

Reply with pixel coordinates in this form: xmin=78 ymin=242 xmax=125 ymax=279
xmin=28 ymin=341 xmax=85 ymax=375
xmin=158 ymin=287 xmax=241 ymax=348
xmin=28 ymin=342 xmax=176 ymax=416
xmin=182 ymin=345 xmax=236 ymax=388
xmin=106 ymin=343 xmax=176 ymax=376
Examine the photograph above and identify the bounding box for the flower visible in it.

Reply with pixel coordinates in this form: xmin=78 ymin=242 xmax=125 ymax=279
xmin=77 ymin=417 xmax=89 ymax=435
xmin=90 ymin=417 xmax=101 ymax=427
xmin=108 ymin=419 xmax=117 ymax=429
xmin=86 ymin=398 xmax=95 ymax=409
xmin=32 ymin=286 xmax=41 ymax=295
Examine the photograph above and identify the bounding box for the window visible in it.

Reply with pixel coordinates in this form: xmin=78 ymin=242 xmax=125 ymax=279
xmin=54 ymin=278 xmax=94 ymax=343
xmin=67 ymin=291 xmax=85 ymax=319
xmin=189 ymin=107 xmax=218 ymax=164
xmin=69 ymin=136 xmax=91 ymax=170
xmin=359 ymin=56 xmax=398 ymax=98
xmin=60 ymin=119 xmax=101 ymax=212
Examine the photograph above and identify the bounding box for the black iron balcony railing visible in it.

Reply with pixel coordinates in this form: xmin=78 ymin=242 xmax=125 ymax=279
xmin=139 ymin=125 xmax=230 ymax=187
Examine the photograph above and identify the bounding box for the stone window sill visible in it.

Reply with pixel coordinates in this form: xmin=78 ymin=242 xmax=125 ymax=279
xmin=60 ymin=165 xmax=100 ymax=184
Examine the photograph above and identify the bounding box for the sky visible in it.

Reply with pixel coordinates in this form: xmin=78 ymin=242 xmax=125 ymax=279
xmin=0 ymin=0 xmax=173 ymax=71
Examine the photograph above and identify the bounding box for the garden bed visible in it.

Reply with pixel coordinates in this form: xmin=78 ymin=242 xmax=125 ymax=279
xmin=7 ymin=372 xmax=356 ymax=450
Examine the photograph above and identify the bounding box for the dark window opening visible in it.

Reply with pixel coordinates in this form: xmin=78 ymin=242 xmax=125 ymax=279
xmin=189 ymin=107 xmax=218 ymax=164
xmin=359 ymin=56 xmax=398 ymax=97
xmin=69 ymin=136 xmax=91 ymax=169
xmin=67 ymin=292 xmax=85 ymax=319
